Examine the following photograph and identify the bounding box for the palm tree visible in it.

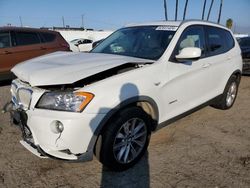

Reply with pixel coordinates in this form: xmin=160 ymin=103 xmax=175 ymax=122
xmin=217 ymin=0 xmax=224 ymax=23
xmin=226 ymin=18 xmax=233 ymax=30
xmin=175 ymin=0 xmax=178 ymax=21
xmin=183 ymin=0 xmax=189 ymax=20
xmin=202 ymin=0 xmax=207 ymax=20
xmin=207 ymin=0 xmax=214 ymax=21
xmin=164 ymin=0 xmax=168 ymax=21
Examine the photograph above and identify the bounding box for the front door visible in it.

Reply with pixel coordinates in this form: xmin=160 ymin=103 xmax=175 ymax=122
xmin=160 ymin=25 xmax=213 ymax=121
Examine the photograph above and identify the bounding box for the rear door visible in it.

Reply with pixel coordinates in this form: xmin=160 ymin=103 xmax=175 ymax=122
xmin=204 ymin=26 xmax=235 ymax=95
xmin=39 ymin=32 xmax=61 ymax=53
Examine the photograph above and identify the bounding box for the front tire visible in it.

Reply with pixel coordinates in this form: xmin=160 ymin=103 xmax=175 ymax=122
xmin=98 ymin=107 xmax=152 ymax=171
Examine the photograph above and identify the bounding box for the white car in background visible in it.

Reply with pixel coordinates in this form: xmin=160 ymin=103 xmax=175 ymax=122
xmin=69 ymin=38 xmax=93 ymax=52
xmin=68 ymin=41 xmax=80 ymax=52
xmin=6 ymin=20 xmax=242 ymax=171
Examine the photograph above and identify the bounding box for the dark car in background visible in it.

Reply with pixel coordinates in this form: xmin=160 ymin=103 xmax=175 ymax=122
xmin=237 ymin=36 xmax=250 ymax=75
xmin=0 ymin=27 xmax=70 ymax=81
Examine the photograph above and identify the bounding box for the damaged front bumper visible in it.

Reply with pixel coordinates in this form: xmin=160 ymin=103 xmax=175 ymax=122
xmin=3 ymin=101 xmax=96 ymax=162
xmin=3 ymin=101 xmax=48 ymax=159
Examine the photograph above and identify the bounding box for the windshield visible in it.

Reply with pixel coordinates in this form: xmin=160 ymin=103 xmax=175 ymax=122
xmin=91 ymin=26 xmax=176 ymax=60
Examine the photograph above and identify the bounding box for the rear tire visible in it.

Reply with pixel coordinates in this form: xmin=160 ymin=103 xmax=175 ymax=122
xmin=98 ymin=107 xmax=152 ymax=171
xmin=211 ymin=75 xmax=240 ymax=110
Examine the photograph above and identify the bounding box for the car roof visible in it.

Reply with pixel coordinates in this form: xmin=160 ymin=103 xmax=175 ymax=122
xmin=0 ymin=26 xmax=58 ymax=33
xmin=125 ymin=19 xmax=229 ymax=31
xmin=126 ymin=21 xmax=182 ymax=27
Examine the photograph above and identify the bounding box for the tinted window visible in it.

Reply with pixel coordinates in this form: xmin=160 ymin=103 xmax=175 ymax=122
xmin=239 ymin=37 xmax=250 ymax=47
xmin=15 ymin=31 xmax=40 ymax=46
xmin=40 ymin=32 xmax=56 ymax=43
xmin=207 ymin=27 xmax=225 ymax=55
xmin=207 ymin=27 xmax=234 ymax=56
xmin=82 ymin=39 xmax=92 ymax=44
xmin=0 ymin=32 xmax=11 ymax=48
xmin=224 ymin=30 xmax=235 ymax=51
xmin=175 ymin=26 xmax=206 ymax=57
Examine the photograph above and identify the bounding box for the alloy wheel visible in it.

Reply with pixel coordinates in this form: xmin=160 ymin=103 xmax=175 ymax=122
xmin=113 ymin=118 xmax=147 ymax=164
xmin=226 ymin=81 xmax=237 ymax=107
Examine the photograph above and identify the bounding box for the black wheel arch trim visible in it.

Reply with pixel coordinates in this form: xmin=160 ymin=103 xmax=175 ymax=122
xmin=85 ymin=96 xmax=159 ymax=157
xmin=231 ymin=69 xmax=242 ymax=80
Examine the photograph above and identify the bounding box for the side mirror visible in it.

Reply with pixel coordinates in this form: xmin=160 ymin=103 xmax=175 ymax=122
xmin=175 ymin=47 xmax=201 ymax=62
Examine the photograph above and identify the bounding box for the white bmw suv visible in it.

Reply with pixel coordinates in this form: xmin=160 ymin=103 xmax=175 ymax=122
xmin=6 ymin=20 xmax=242 ymax=171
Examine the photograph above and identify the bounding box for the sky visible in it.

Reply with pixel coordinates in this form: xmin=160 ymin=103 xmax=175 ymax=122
xmin=0 ymin=0 xmax=249 ymax=34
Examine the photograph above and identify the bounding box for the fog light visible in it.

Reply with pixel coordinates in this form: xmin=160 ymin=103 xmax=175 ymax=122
xmin=50 ymin=120 xmax=64 ymax=134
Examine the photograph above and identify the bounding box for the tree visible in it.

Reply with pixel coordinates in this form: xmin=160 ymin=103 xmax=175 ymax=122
xmin=226 ymin=19 xmax=233 ymax=30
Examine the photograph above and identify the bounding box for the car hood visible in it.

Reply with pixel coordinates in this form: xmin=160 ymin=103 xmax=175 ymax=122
xmin=12 ymin=52 xmax=152 ymax=87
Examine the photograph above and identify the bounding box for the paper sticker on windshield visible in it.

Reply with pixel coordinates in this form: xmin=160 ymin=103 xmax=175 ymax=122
xmin=156 ymin=26 xmax=178 ymax=31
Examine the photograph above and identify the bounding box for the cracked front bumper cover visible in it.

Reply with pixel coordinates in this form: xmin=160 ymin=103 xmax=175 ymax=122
xmin=5 ymin=101 xmax=94 ymax=162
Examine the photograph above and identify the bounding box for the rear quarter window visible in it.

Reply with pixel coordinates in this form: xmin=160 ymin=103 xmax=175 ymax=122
xmin=224 ymin=30 xmax=235 ymax=51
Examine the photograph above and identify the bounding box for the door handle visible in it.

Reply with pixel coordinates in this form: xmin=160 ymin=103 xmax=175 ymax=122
xmin=202 ymin=63 xmax=211 ymax=68
xmin=4 ymin=51 xmax=12 ymax=54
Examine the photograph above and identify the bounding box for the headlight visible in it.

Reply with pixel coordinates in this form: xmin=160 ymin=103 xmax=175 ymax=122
xmin=36 ymin=91 xmax=94 ymax=112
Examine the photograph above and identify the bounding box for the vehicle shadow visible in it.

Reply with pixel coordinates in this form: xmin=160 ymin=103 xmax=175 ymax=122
xmin=89 ymin=83 xmax=151 ymax=187
xmin=100 ymin=151 xmax=150 ymax=188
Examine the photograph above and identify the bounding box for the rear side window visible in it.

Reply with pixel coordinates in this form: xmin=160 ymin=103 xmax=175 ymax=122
xmin=15 ymin=31 xmax=40 ymax=46
xmin=0 ymin=32 xmax=11 ymax=48
xmin=40 ymin=32 xmax=56 ymax=43
xmin=206 ymin=26 xmax=234 ymax=56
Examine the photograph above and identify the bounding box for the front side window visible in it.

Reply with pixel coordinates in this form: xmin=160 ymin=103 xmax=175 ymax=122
xmin=0 ymin=32 xmax=11 ymax=48
xmin=91 ymin=26 xmax=176 ymax=60
xmin=15 ymin=31 xmax=40 ymax=46
xmin=170 ymin=25 xmax=206 ymax=62
xmin=177 ymin=26 xmax=206 ymax=56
